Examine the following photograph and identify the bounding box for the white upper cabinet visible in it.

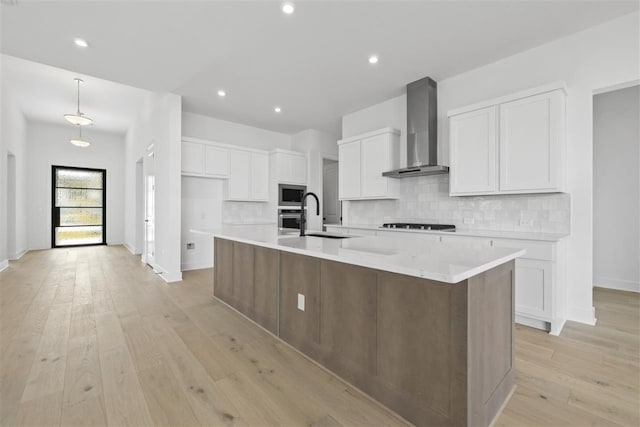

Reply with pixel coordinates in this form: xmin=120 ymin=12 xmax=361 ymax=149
xmin=226 ymin=150 xmax=251 ymax=200
xmin=249 ymin=152 xmax=269 ymax=201
xmin=270 ymin=150 xmax=307 ymax=185
xmin=499 ymin=90 xmax=565 ymax=192
xmin=338 ymin=127 xmax=400 ymax=200
xmin=204 ymin=145 xmax=229 ymax=177
xmin=448 ymin=82 xmax=567 ymax=196
xmin=181 ymin=138 xmax=229 ymax=178
xmin=225 ymin=149 xmax=269 ymax=202
xmin=449 ymin=106 xmax=498 ymax=195
xmin=338 ymin=141 xmax=361 ymax=199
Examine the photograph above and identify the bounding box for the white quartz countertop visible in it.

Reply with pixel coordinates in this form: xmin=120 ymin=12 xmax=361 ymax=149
xmin=191 ymin=225 xmax=525 ymax=284
xmin=326 ymin=223 xmax=569 ymax=242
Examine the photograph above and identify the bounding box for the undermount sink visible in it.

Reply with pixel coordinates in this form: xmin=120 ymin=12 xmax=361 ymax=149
xmin=305 ymin=232 xmax=352 ymax=239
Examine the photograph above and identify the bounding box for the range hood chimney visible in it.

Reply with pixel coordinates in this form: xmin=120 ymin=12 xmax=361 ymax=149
xmin=382 ymin=77 xmax=449 ymax=178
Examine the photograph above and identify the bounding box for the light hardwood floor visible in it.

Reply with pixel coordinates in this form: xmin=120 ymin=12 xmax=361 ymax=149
xmin=1 ymin=245 xmax=638 ymax=426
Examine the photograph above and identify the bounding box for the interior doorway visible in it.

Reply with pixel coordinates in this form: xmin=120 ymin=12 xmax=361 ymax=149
xmin=51 ymin=165 xmax=106 ymax=247
xmin=143 ymin=147 xmax=156 ymax=268
xmin=7 ymin=153 xmax=16 ymax=258
xmin=592 ymin=82 xmax=640 ymax=294
xmin=322 ymin=158 xmax=341 ymax=225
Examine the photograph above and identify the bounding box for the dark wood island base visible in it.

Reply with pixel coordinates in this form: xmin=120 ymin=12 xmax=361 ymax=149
xmin=214 ymin=237 xmax=515 ymax=427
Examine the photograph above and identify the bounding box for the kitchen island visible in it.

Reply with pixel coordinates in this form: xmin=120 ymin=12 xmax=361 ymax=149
xmin=192 ymin=225 xmax=525 ymax=427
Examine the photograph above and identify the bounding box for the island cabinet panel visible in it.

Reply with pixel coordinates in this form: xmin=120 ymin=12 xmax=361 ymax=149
xmin=232 ymin=242 xmax=255 ymax=317
xmin=214 ymin=238 xmax=234 ymax=305
xmin=278 ymin=252 xmax=321 ymax=357
xmin=318 ymin=260 xmax=377 ymax=388
xmin=253 ymin=246 xmax=279 ymax=335
xmin=467 ymin=261 xmax=515 ymax=427
xmin=375 ymin=272 xmax=460 ymax=426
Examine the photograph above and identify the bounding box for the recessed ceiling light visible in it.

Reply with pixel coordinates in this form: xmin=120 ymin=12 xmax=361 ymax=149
xmin=282 ymin=3 xmax=294 ymax=14
xmin=74 ymin=38 xmax=89 ymax=48
xmin=274 ymin=106 xmax=282 ymax=113
xmin=368 ymin=55 xmax=379 ymax=65
xmin=217 ymin=90 xmax=226 ymax=97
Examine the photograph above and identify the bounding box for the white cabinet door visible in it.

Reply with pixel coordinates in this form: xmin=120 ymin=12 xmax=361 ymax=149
xmin=227 ymin=150 xmax=251 ymax=200
xmin=449 ymin=106 xmax=498 ymax=195
xmin=181 ymin=141 xmax=204 ymax=174
xmin=360 ymin=134 xmax=389 ymax=197
xmin=291 ymin=155 xmax=307 ymax=185
xmin=339 ymin=141 xmax=361 ymax=199
xmin=514 ymin=259 xmax=552 ymax=320
xmin=440 ymin=235 xmax=492 ymax=246
xmin=250 ymin=152 xmax=269 ymax=201
xmin=499 ymin=90 xmax=564 ymax=192
xmin=204 ymin=145 xmax=229 ymax=177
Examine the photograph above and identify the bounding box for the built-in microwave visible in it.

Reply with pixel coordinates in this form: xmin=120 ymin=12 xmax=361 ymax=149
xmin=278 ymin=210 xmax=302 ymax=230
xmin=278 ymin=184 xmax=306 ymax=207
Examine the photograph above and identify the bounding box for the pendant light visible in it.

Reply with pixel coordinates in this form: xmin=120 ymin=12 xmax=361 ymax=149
xmin=64 ymin=78 xmax=93 ymax=126
xmin=70 ymin=124 xmax=90 ymax=148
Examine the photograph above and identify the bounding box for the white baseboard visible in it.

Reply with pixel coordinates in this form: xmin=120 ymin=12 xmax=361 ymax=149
xmin=154 ymin=263 xmax=183 ymax=283
xmin=0 ymin=259 xmax=8 ymax=272
xmin=123 ymin=243 xmax=139 ymax=255
xmin=515 ymin=315 xmax=549 ymax=332
xmin=567 ymin=305 xmax=597 ymax=326
xmin=594 ymin=277 xmax=639 ymax=293
xmin=181 ymin=261 xmax=214 ymax=271
xmin=9 ymin=249 xmax=28 ymax=260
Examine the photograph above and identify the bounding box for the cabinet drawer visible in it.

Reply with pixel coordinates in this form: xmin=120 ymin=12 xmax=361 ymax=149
xmin=440 ymin=235 xmax=492 ymax=246
xmin=491 ymin=238 xmax=554 ymax=261
xmin=376 ymin=230 xmax=441 ymax=242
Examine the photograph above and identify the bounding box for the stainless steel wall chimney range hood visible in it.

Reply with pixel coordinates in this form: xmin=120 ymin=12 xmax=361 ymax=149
xmin=382 ymin=77 xmax=449 ymax=178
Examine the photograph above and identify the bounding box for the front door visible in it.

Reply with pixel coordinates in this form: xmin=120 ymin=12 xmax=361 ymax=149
xmin=52 ymin=166 xmax=106 ymax=247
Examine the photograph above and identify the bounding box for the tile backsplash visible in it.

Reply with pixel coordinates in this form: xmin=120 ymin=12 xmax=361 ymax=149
xmin=222 ymin=201 xmax=274 ymax=224
xmin=345 ymin=175 xmax=570 ymax=233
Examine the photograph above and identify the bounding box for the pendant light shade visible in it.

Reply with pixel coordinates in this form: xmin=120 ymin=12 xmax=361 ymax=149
xmin=64 ymin=78 xmax=93 ymax=126
xmin=70 ymin=124 xmax=90 ymax=148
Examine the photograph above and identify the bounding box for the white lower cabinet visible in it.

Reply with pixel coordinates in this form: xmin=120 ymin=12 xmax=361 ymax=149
xmin=331 ymin=226 xmax=566 ymax=335
xmin=514 ymin=259 xmax=552 ymax=320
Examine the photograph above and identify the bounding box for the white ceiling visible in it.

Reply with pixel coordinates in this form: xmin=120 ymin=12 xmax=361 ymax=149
xmin=2 ymin=55 xmax=149 ymax=134
xmin=2 ymin=1 xmax=638 ymax=135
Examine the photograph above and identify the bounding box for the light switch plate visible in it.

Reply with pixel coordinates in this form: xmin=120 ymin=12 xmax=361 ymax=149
xmin=519 ymin=219 xmax=534 ymax=226
xmin=297 ymin=293 xmax=305 ymax=311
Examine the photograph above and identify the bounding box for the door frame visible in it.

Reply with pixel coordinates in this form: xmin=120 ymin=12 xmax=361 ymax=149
xmin=51 ymin=165 xmax=107 ymax=248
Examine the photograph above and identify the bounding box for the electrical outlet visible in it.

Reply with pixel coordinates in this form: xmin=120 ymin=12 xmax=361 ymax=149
xmin=297 ymin=293 xmax=305 ymax=311
xmin=463 ymin=217 xmax=474 ymax=225
xmin=186 ymin=243 xmax=195 ymax=250
xmin=520 ymin=219 xmax=534 ymax=227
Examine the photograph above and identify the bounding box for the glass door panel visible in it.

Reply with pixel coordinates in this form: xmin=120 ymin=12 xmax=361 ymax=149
xmin=52 ymin=166 xmax=106 ymax=247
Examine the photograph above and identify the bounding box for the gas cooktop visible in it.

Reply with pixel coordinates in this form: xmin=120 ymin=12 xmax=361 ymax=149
xmin=381 ymin=223 xmax=456 ymax=232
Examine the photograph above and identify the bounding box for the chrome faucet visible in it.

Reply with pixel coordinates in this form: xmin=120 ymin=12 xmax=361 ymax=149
xmin=299 ymin=192 xmax=320 ymax=237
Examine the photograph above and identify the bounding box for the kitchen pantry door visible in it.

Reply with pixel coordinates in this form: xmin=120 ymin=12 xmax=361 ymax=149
xmin=51 ymin=166 xmax=106 ymax=247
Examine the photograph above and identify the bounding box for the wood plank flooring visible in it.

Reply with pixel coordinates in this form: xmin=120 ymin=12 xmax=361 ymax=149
xmin=1 ymin=245 xmax=638 ymax=426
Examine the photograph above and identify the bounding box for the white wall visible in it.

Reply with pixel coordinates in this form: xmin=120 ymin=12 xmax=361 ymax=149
xmin=182 ymin=112 xmax=292 ymax=151
xmin=124 ymin=91 xmax=182 ymax=282
xmin=291 ymin=129 xmax=339 ymax=231
xmin=341 ymin=11 xmax=640 ymax=325
xmin=593 ymin=85 xmax=640 ymax=292
xmin=0 ymin=83 xmax=28 ymax=264
xmin=179 ymin=112 xmax=294 ymax=270
xmin=25 ymin=121 xmax=125 ymax=249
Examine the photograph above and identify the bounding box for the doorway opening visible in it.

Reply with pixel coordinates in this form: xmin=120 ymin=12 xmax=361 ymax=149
xmin=322 ymin=158 xmax=341 ymax=226
xmin=592 ymin=82 xmax=639 ymax=295
xmin=51 ymin=165 xmax=106 ymax=248
xmin=143 ymin=146 xmax=155 ymax=268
